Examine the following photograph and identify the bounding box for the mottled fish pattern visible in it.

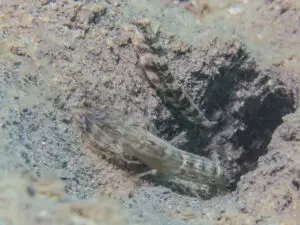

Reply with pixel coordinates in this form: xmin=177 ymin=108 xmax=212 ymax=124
xmin=74 ymin=108 xmax=230 ymax=193
xmin=139 ymin=53 xmax=217 ymax=129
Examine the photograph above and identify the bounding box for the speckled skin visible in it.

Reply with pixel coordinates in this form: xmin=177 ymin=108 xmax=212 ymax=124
xmin=139 ymin=53 xmax=217 ymax=129
xmin=74 ymin=108 xmax=230 ymax=193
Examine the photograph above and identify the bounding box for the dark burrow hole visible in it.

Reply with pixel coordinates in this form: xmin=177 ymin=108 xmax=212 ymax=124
xmin=149 ymin=48 xmax=295 ymax=197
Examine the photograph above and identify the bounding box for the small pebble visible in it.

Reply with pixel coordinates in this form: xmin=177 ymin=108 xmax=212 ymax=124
xmin=229 ymin=5 xmax=244 ymax=15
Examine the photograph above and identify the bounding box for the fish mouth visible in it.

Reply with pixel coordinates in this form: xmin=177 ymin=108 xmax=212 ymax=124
xmin=71 ymin=107 xmax=93 ymax=130
xmin=71 ymin=106 xmax=112 ymax=130
xmin=72 ymin=111 xmax=88 ymax=130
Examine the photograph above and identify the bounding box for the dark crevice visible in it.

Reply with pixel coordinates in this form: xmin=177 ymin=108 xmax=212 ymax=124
xmin=152 ymin=46 xmax=295 ymax=195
